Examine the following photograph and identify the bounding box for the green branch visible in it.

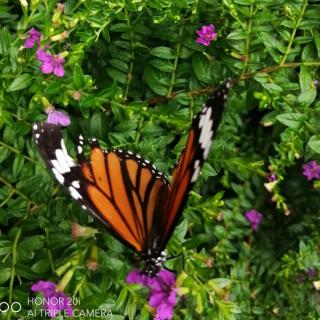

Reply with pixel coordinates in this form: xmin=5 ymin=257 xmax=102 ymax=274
xmin=0 ymin=141 xmax=37 ymax=164
xmin=240 ymin=3 xmax=254 ymax=78
xmin=0 ymin=175 xmax=38 ymax=206
xmin=167 ymin=25 xmax=184 ymax=96
xmin=7 ymin=227 xmax=22 ymax=320
xmin=280 ymin=0 xmax=308 ymax=66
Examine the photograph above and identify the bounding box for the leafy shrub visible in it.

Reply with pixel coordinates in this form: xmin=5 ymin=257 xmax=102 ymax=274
xmin=0 ymin=0 xmax=319 ymax=319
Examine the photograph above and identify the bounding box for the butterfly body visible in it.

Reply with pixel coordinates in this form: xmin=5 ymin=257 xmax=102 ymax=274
xmin=33 ymin=81 xmax=230 ymax=275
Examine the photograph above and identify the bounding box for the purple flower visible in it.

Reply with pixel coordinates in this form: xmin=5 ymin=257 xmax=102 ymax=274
xmin=36 ymin=47 xmax=65 ymax=77
xmin=267 ymin=173 xmax=276 ymax=182
xmin=245 ymin=209 xmax=263 ymax=231
xmin=126 ymin=269 xmax=177 ymax=320
xmin=149 ymin=270 xmax=177 ymax=320
xmin=126 ymin=269 xmax=151 ymax=286
xmin=196 ymin=24 xmax=217 ymax=46
xmin=31 ymin=280 xmax=73 ymax=318
xmin=46 ymin=108 xmax=71 ymax=126
xmin=307 ymin=268 xmax=317 ymax=278
xmin=302 ymin=160 xmax=320 ymax=181
xmin=24 ymin=28 xmax=41 ymax=48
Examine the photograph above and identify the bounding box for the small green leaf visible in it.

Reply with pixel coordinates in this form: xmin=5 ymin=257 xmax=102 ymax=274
xmin=276 ymin=113 xmax=307 ymax=128
xmin=7 ymin=74 xmax=32 ymax=91
xmin=314 ymin=31 xmax=320 ymax=57
xmin=0 ymin=268 xmax=11 ymax=284
xmin=106 ymin=68 xmax=127 ymax=84
xmin=300 ymin=65 xmax=312 ymax=91
xmin=0 ymin=240 xmax=12 ymax=255
xmin=31 ymin=259 xmax=50 ymax=273
xmin=144 ymin=66 xmax=168 ymax=96
xmin=192 ymin=54 xmax=211 ymax=83
xmin=150 ymin=47 xmax=176 ymax=59
xmin=298 ymin=88 xmax=317 ymax=106
xmin=12 ymin=155 xmax=25 ymax=178
xmin=73 ymin=63 xmax=85 ymax=89
xmin=307 ymin=135 xmax=320 ymax=154
xmin=19 ymin=235 xmax=45 ymax=251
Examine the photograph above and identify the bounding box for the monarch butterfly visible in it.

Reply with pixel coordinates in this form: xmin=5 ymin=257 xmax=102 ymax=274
xmin=33 ymin=80 xmax=231 ymax=275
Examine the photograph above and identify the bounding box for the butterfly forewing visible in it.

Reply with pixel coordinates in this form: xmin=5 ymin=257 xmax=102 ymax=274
xmin=33 ymin=122 xmax=170 ymax=253
xmin=160 ymin=81 xmax=230 ymax=246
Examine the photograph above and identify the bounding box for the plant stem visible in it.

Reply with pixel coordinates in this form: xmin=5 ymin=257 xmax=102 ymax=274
xmin=240 ymin=3 xmax=254 ymax=78
xmin=0 ymin=175 xmax=37 ymax=205
xmin=167 ymin=25 xmax=184 ymax=96
xmin=7 ymin=228 xmax=22 ymax=320
xmin=124 ymin=10 xmax=135 ymax=101
xmin=280 ymin=0 xmax=308 ymax=66
xmin=146 ymin=60 xmax=320 ymax=105
xmin=0 ymin=141 xmax=37 ymax=164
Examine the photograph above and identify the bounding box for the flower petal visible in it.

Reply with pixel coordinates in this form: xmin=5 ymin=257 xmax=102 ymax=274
xmin=53 ymin=63 xmax=65 ymax=77
xmin=31 ymin=280 xmax=56 ymax=295
xmin=41 ymin=61 xmax=54 ymax=74
xmin=47 ymin=110 xmax=71 ymax=126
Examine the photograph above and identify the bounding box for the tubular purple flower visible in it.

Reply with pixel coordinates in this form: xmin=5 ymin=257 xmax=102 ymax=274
xmin=46 ymin=107 xmax=71 ymax=126
xmin=196 ymin=24 xmax=217 ymax=46
xmin=36 ymin=47 xmax=65 ymax=77
xmin=126 ymin=269 xmax=177 ymax=319
xmin=31 ymin=280 xmax=73 ymax=318
xmin=245 ymin=209 xmax=263 ymax=231
xmin=302 ymin=160 xmax=320 ymax=181
xmin=24 ymin=28 xmax=41 ymax=48
xmin=148 ymin=270 xmax=177 ymax=320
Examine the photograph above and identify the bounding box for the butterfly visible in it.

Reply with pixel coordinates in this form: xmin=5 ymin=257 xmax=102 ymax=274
xmin=33 ymin=80 xmax=231 ymax=275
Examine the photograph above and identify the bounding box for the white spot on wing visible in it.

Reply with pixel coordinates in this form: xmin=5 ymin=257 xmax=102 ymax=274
xmin=33 ymin=124 xmax=38 ymax=130
xmin=52 ymin=168 xmax=65 ymax=184
xmin=69 ymin=186 xmax=82 ymax=200
xmin=191 ymin=165 xmax=200 ymax=182
xmin=60 ymin=139 xmax=74 ymax=167
xmin=55 ymin=149 xmax=72 ymax=173
xmin=72 ymin=180 xmax=80 ymax=189
xmin=35 ymin=133 xmax=40 ymax=139
xmin=51 ymin=159 xmax=64 ymax=174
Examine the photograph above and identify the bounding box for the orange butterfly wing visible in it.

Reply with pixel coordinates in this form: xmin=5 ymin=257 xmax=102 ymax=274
xmin=160 ymin=82 xmax=230 ymax=246
xmin=33 ymin=123 xmax=169 ymax=253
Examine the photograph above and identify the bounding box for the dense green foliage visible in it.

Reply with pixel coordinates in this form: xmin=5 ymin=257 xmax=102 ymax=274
xmin=0 ymin=0 xmax=320 ymax=319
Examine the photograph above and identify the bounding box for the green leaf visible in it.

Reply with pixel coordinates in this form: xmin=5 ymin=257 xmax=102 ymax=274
xmin=149 ymin=59 xmax=173 ymax=72
xmin=12 ymin=155 xmax=25 ymax=178
xmin=7 ymin=74 xmax=32 ymax=91
xmin=31 ymin=259 xmax=50 ymax=273
xmin=144 ymin=66 xmax=168 ymax=96
xmin=276 ymin=113 xmax=307 ymax=128
xmin=298 ymin=88 xmax=317 ymax=106
xmin=227 ymin=30 xmax=247 ymax=40
xmin=0 ymin=240 xmax=12 ymax=255
xmin=307 ymin=135 xmax=320 ymax=154
xmin=150 ymin=46 xmax=176 ymax=59
xmin=314 ymin=31 xmax=320 ymax=57
xmin=192 ymin=54 xmax=211 ymax=83
xmin=106 ymin=68 xmax=127 ymax=84
xmin=19 ymin=235 xmax=45 ymax=251
xmin=109 ymin=59 xmax=129 ymax=73
xmin=300 ymin=65 xmax=312 ymax=91
xmin=0 ymin=268 xmax=11 ymax=284
xmin=73 ymin=63 xmax=85 ymax=89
